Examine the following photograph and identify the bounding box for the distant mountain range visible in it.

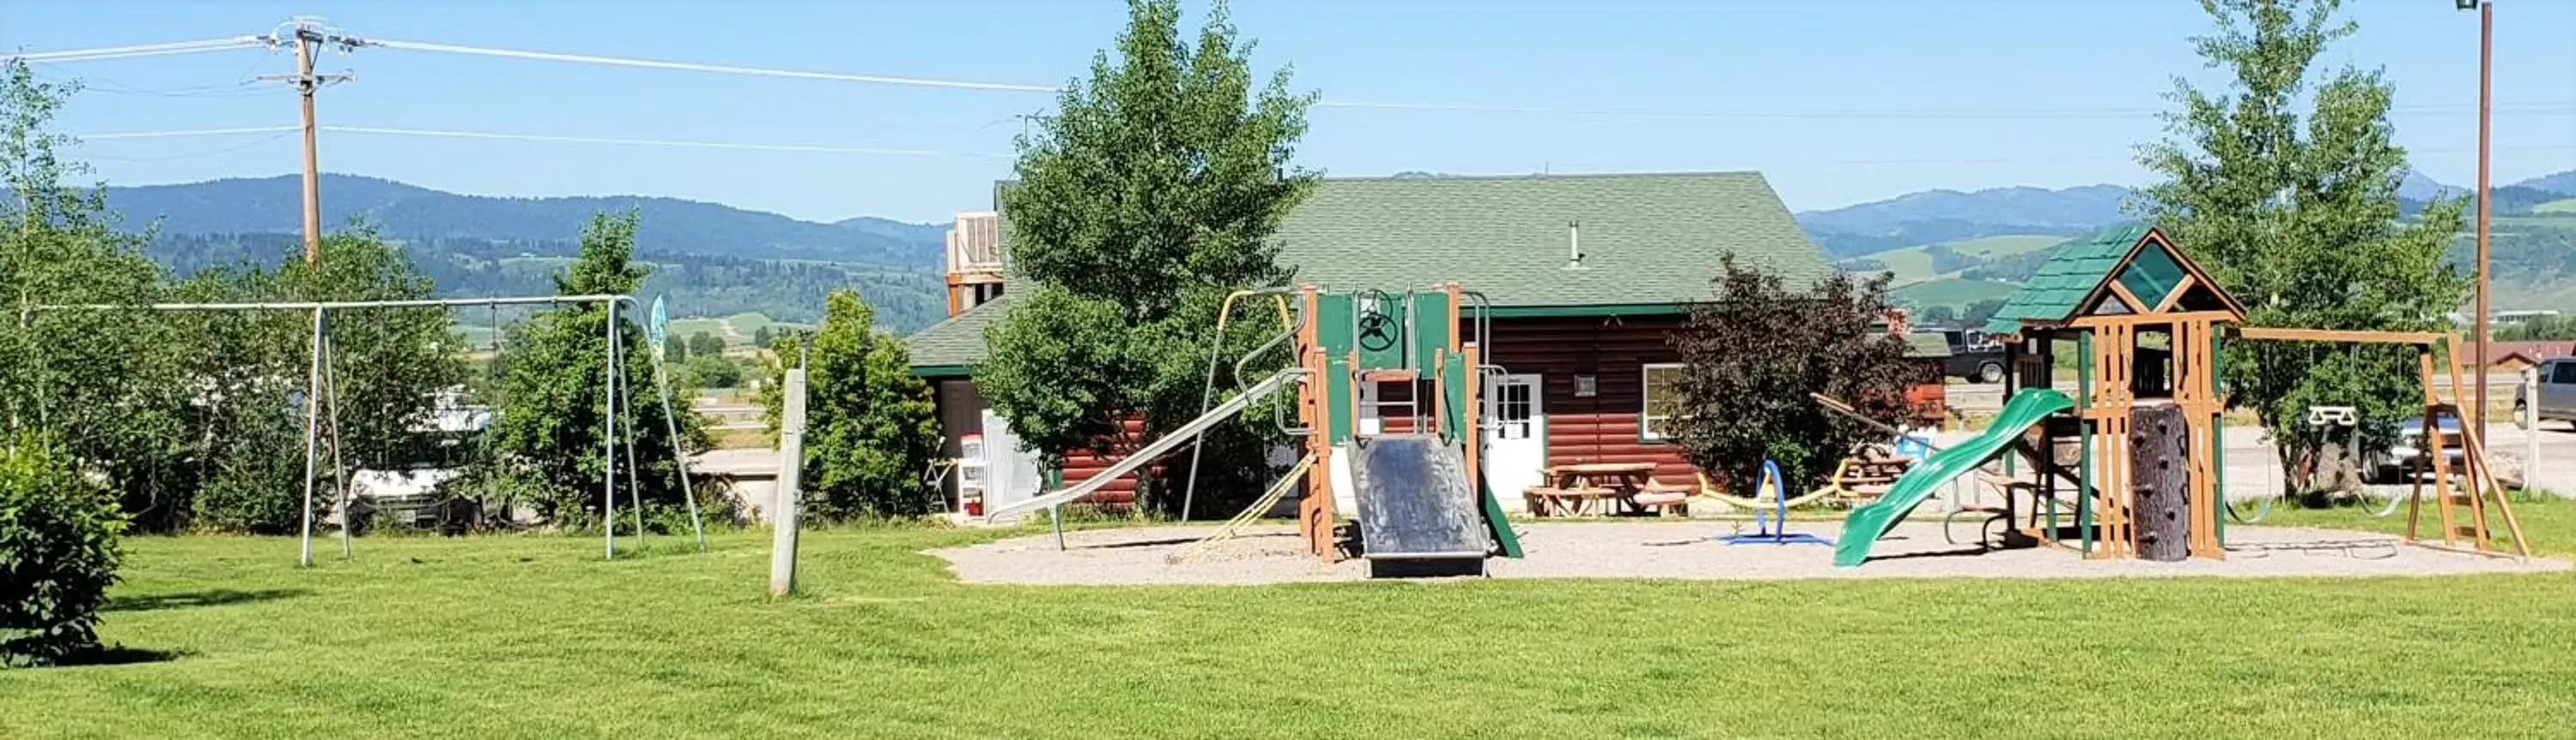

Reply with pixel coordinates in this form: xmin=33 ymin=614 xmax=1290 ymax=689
xmin=81 ymin=166 xmax=2576 ymax=330
xmin=106 ymin=174 xmax=947 ymax=266
xmin=99 ymin=174 xmax=954 ymax=331
xmin=1800 ymin=167 xmax=2576 ymax=316
xmin=1798 ymin=168 xmax=2576 ymax=259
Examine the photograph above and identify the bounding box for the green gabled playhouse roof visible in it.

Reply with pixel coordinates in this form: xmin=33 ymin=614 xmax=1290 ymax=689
xmin=912 ymin=172 xmax=1829 ymax=375
xmin=1982 ymin=223 xmax=2243 ymax=336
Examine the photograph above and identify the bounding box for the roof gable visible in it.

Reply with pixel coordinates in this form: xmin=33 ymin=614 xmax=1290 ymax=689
xmin=1984 ymin=224 xmax=2243 ymax=334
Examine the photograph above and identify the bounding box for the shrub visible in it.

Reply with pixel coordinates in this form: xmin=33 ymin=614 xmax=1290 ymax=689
xmin=1667 ymin=255 xmax=1927 ymax=492
xmin=0 ymin=434 xmax=127 ymax=667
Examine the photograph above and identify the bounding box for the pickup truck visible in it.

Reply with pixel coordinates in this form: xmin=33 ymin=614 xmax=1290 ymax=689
xmin=1925 ymin=328 xmax=2008 ymax=384
xmin=2514 ymin=357 xmax=2576 ymax=430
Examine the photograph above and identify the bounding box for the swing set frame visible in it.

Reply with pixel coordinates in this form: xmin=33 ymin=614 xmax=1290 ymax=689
xmin=34 ymin=294 xmax=705 ymax=566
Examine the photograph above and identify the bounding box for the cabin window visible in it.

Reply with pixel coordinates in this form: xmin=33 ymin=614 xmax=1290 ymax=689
xmin=1641 ymin=363 xmax=1684 ymax=440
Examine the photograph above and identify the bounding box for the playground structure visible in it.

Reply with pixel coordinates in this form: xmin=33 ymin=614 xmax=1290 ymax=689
xmin=33 ymin=294 xmax=705 ymax=566
xmin=1833 ymin=225 xmax=2530 ymax=566
xmin=988 ymin=283 xmax=1522 ymax=573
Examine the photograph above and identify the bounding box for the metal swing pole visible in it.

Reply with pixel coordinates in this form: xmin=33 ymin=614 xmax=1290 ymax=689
xmin=603 ymin=299 xmax=618 ymax=560
xmin=617 ymin=326 xmax=646 ymax=549
xmin=323 ymin=324 xmax=352 ymax=560
xmin=630 ymin=300 xmax=707 ymax=550
xmin=297 ymin=306 xmax=325 ymax=567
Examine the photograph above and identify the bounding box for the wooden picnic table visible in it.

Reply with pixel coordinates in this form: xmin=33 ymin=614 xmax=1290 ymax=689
xmin=1523 ymin=463 xmax=1679 ymax=517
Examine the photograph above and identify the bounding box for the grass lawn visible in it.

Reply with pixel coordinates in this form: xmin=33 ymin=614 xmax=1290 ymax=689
xmin=9 ymin=506 xmax=2576 ymax=738
xmin=1891 ymin=276 xmax=2020 ymax=308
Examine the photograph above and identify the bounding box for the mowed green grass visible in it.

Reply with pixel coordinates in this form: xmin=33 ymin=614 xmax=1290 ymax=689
xmin=1846 ymin=234 xmax=2067 ymax=288
xmin=9 ymin=505 xmax=2576 ymax=738
xmin=2532 ymin=197 xmax=2576 ymax=215
xmin=665 ymin=312 xmax=811 ymax=347
xmin=1892 ymin=276 xmax=2020 ymax=308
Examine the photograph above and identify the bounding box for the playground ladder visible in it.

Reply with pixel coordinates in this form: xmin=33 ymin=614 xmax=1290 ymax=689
xmin=2403 ymin=341 xmax=2530 ymax=556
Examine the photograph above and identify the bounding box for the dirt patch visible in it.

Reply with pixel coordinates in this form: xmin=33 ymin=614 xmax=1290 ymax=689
xmin=931 ymin=521 xmax=2568 ymax=585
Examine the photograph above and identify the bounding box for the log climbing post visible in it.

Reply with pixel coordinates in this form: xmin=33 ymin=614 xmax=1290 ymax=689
xmin=2130 ymin=403 xmax=2190 ymax=562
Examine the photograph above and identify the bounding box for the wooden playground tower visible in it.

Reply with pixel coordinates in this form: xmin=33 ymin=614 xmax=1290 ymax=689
xmin=1288 ymin=282 xmax=1519 ymax=561
xmin=1989 ymin=225 xmax=2524 ymax=561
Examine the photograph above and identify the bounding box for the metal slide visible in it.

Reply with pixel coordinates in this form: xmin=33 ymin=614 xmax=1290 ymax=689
xmin=1832 ymin=388 xmax=2073 ymax=567
xmin=1352 ymin=434 xmax=1490 ymax=563
xmin=987 ymin=367 xmax=1306 ymax=521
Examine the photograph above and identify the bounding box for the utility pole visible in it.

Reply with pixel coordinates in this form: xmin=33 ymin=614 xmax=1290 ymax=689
xmin=260 ymin=18 xmax=363 ymax=266
xmin=2451 ymin=1 xmax=2494 ymax=432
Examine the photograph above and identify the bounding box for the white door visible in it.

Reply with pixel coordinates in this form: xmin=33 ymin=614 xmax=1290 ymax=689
xmin=1358 ymin=381 xmax=1383 ymax=435
xmin=1482 ymin=373 xmax=1546 ymax=497
xmin=979 ymin=409 xmax=1043 ymax=513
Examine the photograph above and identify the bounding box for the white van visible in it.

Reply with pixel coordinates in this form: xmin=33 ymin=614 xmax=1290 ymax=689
xmin=2516 ymin=358 xmax=2576 ymax=429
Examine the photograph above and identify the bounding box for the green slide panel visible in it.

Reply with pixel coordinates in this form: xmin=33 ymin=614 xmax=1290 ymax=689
xmin=1832 ymin=388 xmax=2073 ymax=567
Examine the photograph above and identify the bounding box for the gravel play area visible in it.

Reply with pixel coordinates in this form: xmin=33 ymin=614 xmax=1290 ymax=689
xmin=932 ymin=521 xmax=2569 ymax=585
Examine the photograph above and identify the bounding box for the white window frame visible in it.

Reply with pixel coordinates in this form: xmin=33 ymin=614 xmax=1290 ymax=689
xmin=1641 ymin=362 xmax=1684 ymax=441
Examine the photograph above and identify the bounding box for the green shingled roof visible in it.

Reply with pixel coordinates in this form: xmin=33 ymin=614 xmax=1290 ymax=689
xmin=1980 ymin=223 xmax=2245 ymax=336
xmin=906 ymin=293 xmax=1014 ymax=374
xmin=913 ymin=172 xmax=1828 ymax=372
xmin=1273 ymin=172 xmax=1827 ymax=307
xmin=1982 ymin=223 xmax=2153 ymax=335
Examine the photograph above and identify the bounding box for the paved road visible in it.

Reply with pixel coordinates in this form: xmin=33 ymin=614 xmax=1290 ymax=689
xmin=1922 ymin=414 xmax=2576 ymax=498
xmin=1946 ymin=376 xmax=2531 ymax=414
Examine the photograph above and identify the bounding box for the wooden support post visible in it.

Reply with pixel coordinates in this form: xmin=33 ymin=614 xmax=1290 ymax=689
xmin=769 ymin=368 xmax=808 ymax=597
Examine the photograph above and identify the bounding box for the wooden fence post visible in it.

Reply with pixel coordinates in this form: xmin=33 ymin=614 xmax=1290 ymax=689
xmin=769 ymin=368 xmax=808 ymax=597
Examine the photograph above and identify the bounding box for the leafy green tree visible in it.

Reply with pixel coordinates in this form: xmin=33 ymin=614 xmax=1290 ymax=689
xmin=0 ymin=432 xmax=125 ymax=666
xmin=161 ymin=225 xmax=465 ymax=533
xmin=1667 ymin=256 xmax=1926 ymax=491
xmin=1916 ymin=305 xmax=1958 ymax=327
xmin=0 ymin=61 xmax=187 ymax=528
xmin=2138 ymin=0 xmax=2468 ymax=470
xmin=484 ymin=212 xmax=708 ymax=525
xmin=664 ymin=334 xmax=690 ymax=363
xmin=687 ymin=331 xmax=724 ymax=357
xmin=975 ymin=0 xmax=1316 ymax=518
xmin=1960 ymin=298 xmax=2008 ymax=328
xmin=684 ymin=354 xmax=742 ymax=389
xmin=758 ymin=290 xmax=942 ymax=519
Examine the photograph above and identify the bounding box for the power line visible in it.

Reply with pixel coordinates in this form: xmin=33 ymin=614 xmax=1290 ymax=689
xmin=6 ymin=37 xmax=268 ymax=64
xmin=364 ymin=36 xmax=2576 ymax=120
xmin=321 ymin=125 xmax=1009 ymax=158
xmin=368 ymin=38 xmax=1059 ymax=93
xmin=68 ymin=124 xmax=2570 ymax=164
xmin=21 ymin=33 xmax=2576 ymax=121
xmin=72 ymin=124 xmax=1007 ymax=158
xmin=81 ymin=126 xmax=301 ymax=140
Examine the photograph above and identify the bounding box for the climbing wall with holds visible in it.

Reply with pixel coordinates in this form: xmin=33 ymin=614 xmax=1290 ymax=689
xmin=2129 ymin=403 xmax=2190 ymax=562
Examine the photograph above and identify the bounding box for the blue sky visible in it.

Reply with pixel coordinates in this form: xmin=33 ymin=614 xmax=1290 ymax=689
xmin=6 ymin=1 xmax=2572 ymax=224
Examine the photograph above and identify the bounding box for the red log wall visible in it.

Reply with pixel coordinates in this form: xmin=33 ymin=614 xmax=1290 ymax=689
xmin=1479 ymin=314 xmax=1699 ymax=485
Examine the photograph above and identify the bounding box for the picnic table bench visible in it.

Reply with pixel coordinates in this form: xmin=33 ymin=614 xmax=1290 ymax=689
xmin=1522 ymin=463 xmax=1694 ymax=517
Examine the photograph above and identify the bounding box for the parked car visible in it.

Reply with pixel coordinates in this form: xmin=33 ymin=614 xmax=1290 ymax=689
xmin=2374 ymin=414 xmax=2465 ymax=483
xmin=2513 ymin=357 xmax=2576 ymax=430
xmin=1926 ymin=328 xmax=2008 ymax=384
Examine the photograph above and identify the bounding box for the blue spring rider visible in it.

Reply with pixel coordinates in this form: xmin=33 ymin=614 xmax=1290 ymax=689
xmin=1716 ymin=459 xmax=1835 ymax=546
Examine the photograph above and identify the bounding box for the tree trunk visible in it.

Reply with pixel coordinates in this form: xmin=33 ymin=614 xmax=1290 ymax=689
xmin=2131 ymin=403 xmax=2190 ymax=562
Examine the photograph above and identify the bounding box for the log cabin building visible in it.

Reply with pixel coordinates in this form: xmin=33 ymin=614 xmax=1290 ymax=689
xmin=908 ymin=172 xmax=1945 ymax=513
